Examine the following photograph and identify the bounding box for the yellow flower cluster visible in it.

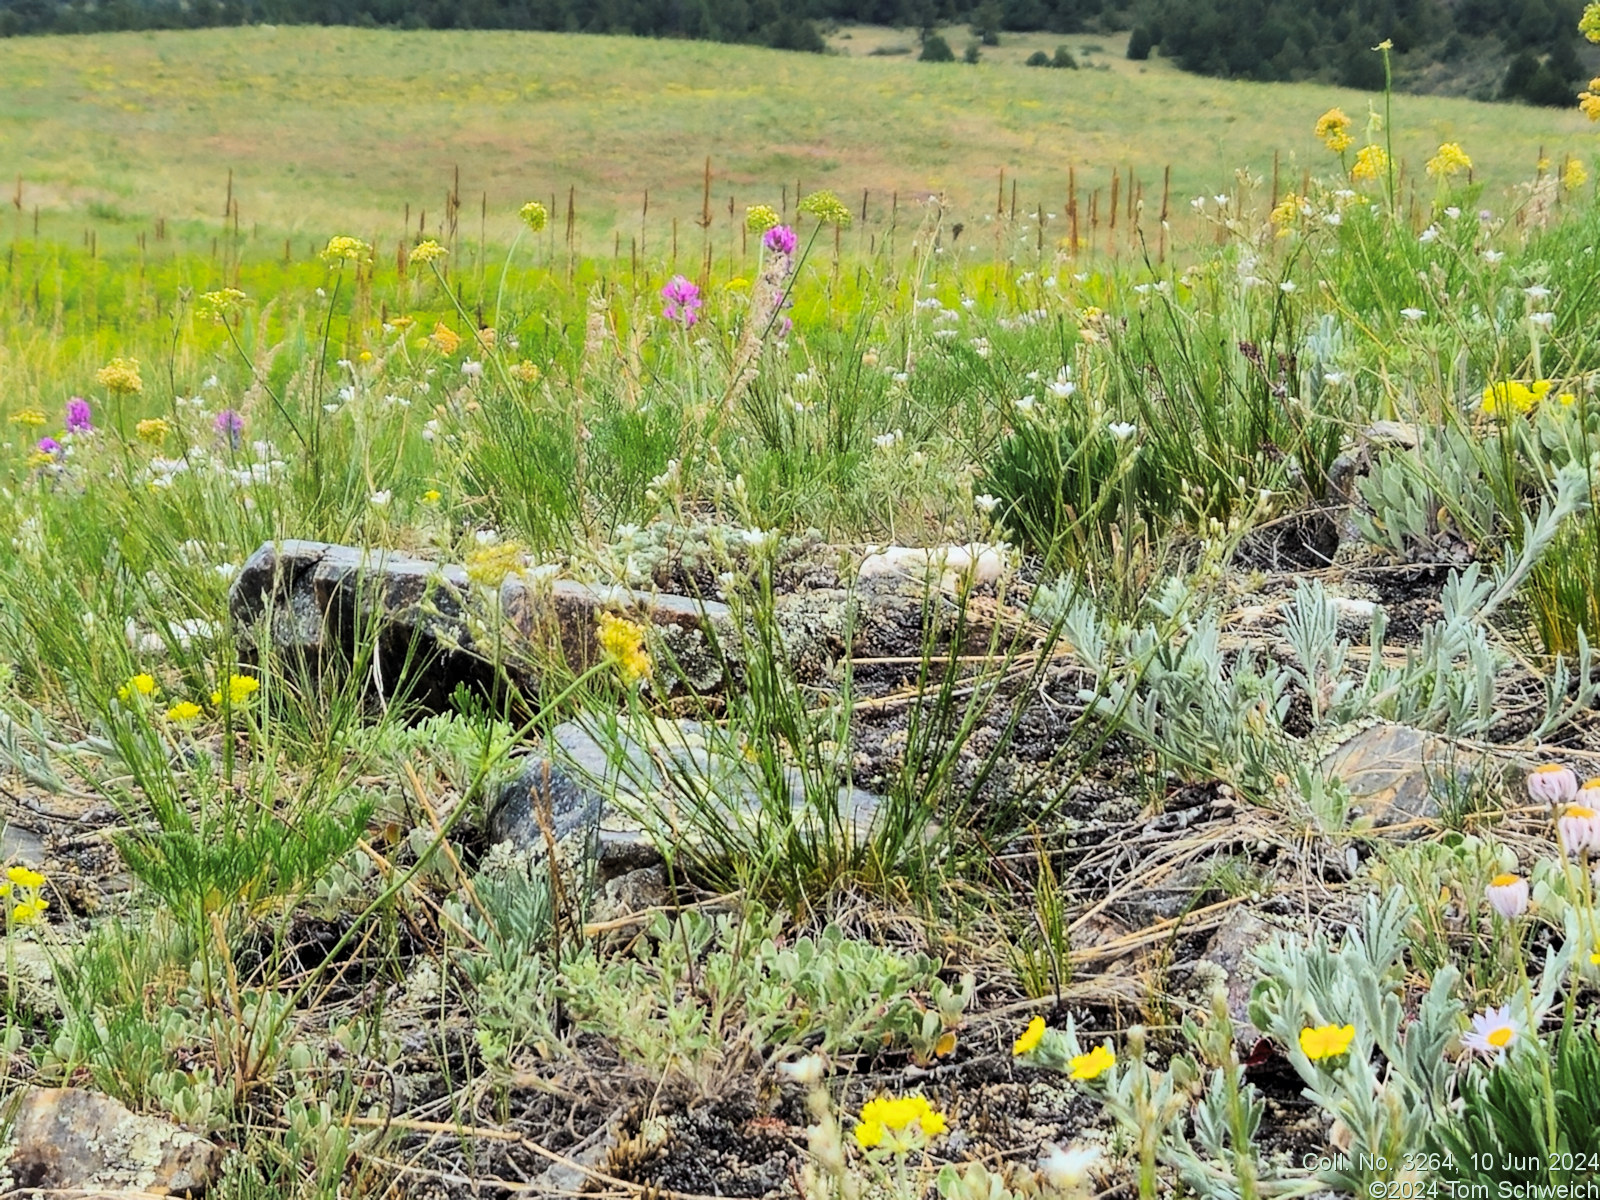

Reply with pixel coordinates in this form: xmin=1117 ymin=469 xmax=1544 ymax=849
xmin=1351 ymin=145 xmax=1389 ymax=183
xmin=428 ymin=323 xmax=462 ymax=355
xmin=1315 ymin=108 xmax=1353 ymax=154
xmin=118 ymin=673 xmax=157 ymax=702
xmin=196 ymin=288 xmax=247 ymax=322
xmin=211 ymin=673 xmax=260 ymax=706
xmin=597 ymin=612 xmax=652 ymax=685
xmin=464 ymin=541 xmax=526 ymax=587
xmin=1481 ymin=379 xmax=1573 ymax=416
xmin=512 ymin=359 xmax=542 ymax=384
xmin=1582 ymin=79 xmax=1600 ymax=121
xmin=1583 ymin=3 xmax=1600 ymax=42
xmin=853 ymin=1095 xmax=946 ymax=1151
xmin=1269 ymin=192 xmax=1302 ymax=236
xmin=1564 ymin=158 xmax=1589 ymax=191
xmin=411 ymin=239 xmax=448 ymax=264
xmin=1299 ymin=1023 xmax=1356 ymax=1060
xmin=745 ymin=204 xmax=780 ymax=233
xmin=165 ymin=701 xmax=203 ymax=723
xmin=797 ymin=190 xmax=852 ymax=227
xmin=1426 ymin=142 xmax=1473 ymax=180
xmin=135 ymin=418 xmax=170 ymax=445
xmin=8 ymin=408 xmax=47 ymax=427
xmin=2 ymin=865 xmax=49 ymax=927
xmin=519 ymin=201 xmax=549 ymax=233
xmin=97 ymin=357 xmax=144 ymax=395
xmin=321 ymin=235 xmax=371 ymax=264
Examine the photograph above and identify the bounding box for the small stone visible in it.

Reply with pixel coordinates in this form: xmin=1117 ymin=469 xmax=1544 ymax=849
xmin=1195 ymin=908 xmax=1276 ymax=1048
xmin=1320 ymin=722 xmax=1475 ymax=831
xmin=3 ymin=1086 xmax=221 ymax=1196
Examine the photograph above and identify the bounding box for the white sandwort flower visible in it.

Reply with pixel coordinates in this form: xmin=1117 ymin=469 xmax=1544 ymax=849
xmin=369 ymin=490 xmax=392 ymax=507
xmin=1529 ymin=311 xmax=1556 ymax=330
xmin=975 ymin=493 xmax=1001 ymax=514
xmin=1525 ymin=285 xmax=1552 ymax=301
xmin=775 ymin=1054 xmax=827 ymax=1086
xmin=1108 ymin=422 xmax=1137 ymax=440
xmin=1400 ymin=307 xmax=1427 ymax=321
xmin=1038 ymin=1143 xmax=1103 ymax=1191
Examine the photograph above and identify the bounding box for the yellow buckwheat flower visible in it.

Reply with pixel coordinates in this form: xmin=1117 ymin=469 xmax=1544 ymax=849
xmin=1583 ymin=4 xmax=1600 ymax=42
xmin=1426 ymin=143 xmax=1472 ymax=180
xmin=8 ymin=408 xmax=47 ymax=427
xmin=1563 ymin=159 xmax=1588 ymax=191
xmin=135 ymin=418 xmax=170 ymax=445
xmin=1299 ymin=1023 xmax=1356 ymax=1060
xmin=118 ymin=673 xmax=157 ymax=702
xmin=1351 ymin=145 xmax=1389 ymax=183
xmin=210 ymin=674 xmax=260 ymax=706
xmin=97 ymin=357 xmax=143 ymax=395
xmin=512 ymin=359 xmax=542 ymax=384
xmin=428 ymin=323 xmax=462 ymax=356
xmin=1581 ymin=79 xmax=1600 ymax=120
xmin=519 ymin=201 xmax=549 ymax=232
xmin=411 ymin=239 xmax=447 ymax=264
xmin=7 ymin=867 xmax=46 ymax=890
xmin=464 ymin=542 xmax=525 ymax=587
xmin=10 ymin=898 xmax=47 ymax=925
xmin=165 ymin=701 xmax=203 ymax=723
xmin=196 ymin=288 xmax=247 ymax=322
xmin=1069 ymin=1044 xmax=1115 ymax=1080
xmin=745 ymin=204 xmax=780 ymax=233
xmin=1014 ymin=1015 xmax=1046 ymax=1056
xmin=321 ymin=235 xmax=371 ymax=264
xmin=797 ymin=190 xmax=852 ymax=227
xmin=1315 ymin=108 xmax=1353 ymax=154
xmin=853 ymin=1095 xmax=945 ymax=1152
xmin=597 ymin=612 xmax=652 ymax=685
xmin=1269 ymin=193 xmax=1301 ymax=236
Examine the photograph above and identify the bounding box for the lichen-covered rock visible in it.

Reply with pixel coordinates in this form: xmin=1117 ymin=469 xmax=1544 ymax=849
xmin=1321 ymin=721 xmax=1475 ymax=831
xmin=0 ymin=1086 xmax=221 ymax=1196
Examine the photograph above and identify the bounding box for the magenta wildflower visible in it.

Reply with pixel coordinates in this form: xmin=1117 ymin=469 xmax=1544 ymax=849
xmin=65 ymin=397 xmax=93 ymax=433
xmin=763 ymin=225 xmax=797 ymax=255
xmin=37 ymin=437 xmax=61 ymax=456
xmin=661 ymin=275 xmax=702 ymax=327
xmin=214 ymin=408 xmax=244 ymax=449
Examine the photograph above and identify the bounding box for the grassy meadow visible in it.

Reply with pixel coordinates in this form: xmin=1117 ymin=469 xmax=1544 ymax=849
xmin=5 ymin=21 xmax=1600 ymax=1200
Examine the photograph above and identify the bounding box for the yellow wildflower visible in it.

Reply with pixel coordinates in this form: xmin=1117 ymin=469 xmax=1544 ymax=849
xmin=519 ymin=201 xmax=549 ymax=232
xmin=321 ymin=235 xmax=371 ymax=264
xmin=97 ymin=357 xmax=143 ymax=395
xmin=24 ymin=451 xmax=54 ymax=470
xmin=1559 ymin=392 xmax=1578 ymax=406
xmin=464 ymin=542 xmax=525 ymax=587
xmin=597 ymin=612 xmax=652 ymax=685
xmin=797 ymin=189 xmax=852 ymax=227
xmin=1315 ymin=108 xmax=1353 ymax=154
xmin=1351 ymin=145 xmax=1389 ymax=183
xmin=165 ymin=701 xmax=203 ymax=722
xmin=1069 ymin=1044 xmax=1116 ymax=1080
xmin=1269 ymin=192 xmax=1301 ymax=236
xmin=1563 ymin=159 xmax=1588 ymax=191
xmin=1426 ymin=143 xmax=1472 ymax=180
xmin=10 ymin=899 xmax=47 ymax=925
xmin=1482 ymin=379 xmax=1551 ymax=417
xmin=1298 ymin=1023 xmax=1356 ymax=1060
xmin=210 ymin=673 xmax=260 ymax=706
xmin=410 ymin=239 xmax=447 ymax=264
xmin=512 ymin=359 xmax=542 ymax=384
xmin=8 ymin=408 xmax=47 ymax=427
xmin=421 ymin=489 xmax=441 ymax=504
xmin=7 ymin=866 xmax=46 ymax=890
xmin=1583 ymin=4 xmax=1600 ymax=42
xmin=428 ymin=323 xmax=462 ymax=355
xmin=196 ymin=288 xmax=247 ymax=322
xmin=745 ymin=203 xmax=780 ymax=233
xmin=853 ymin=1095 xmax=945 ymax=1151
xmin=1014 ymin=1015 xmax=1046 ymax=1056
xmin=118 ymin=673 xmax=157 ymax=702
xmin=135 ymin=418 xmax=170 ymax=445
xmin=1581 ymin=79 xmax=1600 ymax=120
xmin=853 ymin=1120 xmax=884 ymax=1149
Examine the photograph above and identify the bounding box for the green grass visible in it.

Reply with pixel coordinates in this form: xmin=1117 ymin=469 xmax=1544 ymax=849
xmin=0 ymin=24 xmax=1591 ymax=246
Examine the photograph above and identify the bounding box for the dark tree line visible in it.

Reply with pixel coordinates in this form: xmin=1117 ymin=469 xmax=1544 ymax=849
xmin=0 ymin=0 xmax=1120 ymax=44
xmin=1126 ymin=0 xmax=1587 ymax=103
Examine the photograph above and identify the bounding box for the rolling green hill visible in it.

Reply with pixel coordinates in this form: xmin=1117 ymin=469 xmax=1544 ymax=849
xmin=0 ymin=24 xmax=1591 ymax=245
